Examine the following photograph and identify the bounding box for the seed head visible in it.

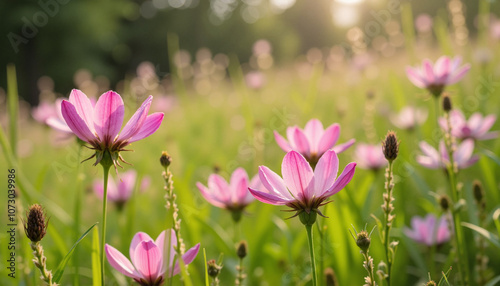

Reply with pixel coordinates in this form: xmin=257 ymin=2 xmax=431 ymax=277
xmin=382 ymin=131 xmax=399 ymax=162
xmin=442 ymin=94 xmax=452 ymax=112
xmin=324 ymin=267 xmax=338 ymax=286
xmin=207 ymin=259 xmax=222 ymax=278
xmin=160 ymin=151 xmax=172 ymax=168
xmin=356 ymin=230 xmax=371 ymax=253
xmin=426 ymin=281 xmax=437 ymax=286
xmin=237 ymin=241 xmax=248 ymax=259
xmin=473 ymin=180 xmax=484 ymax=203
xmin=439 ymin=195 xmax=450 ymax=211
xmin=24 ymin=204 xmax=49 ymax=242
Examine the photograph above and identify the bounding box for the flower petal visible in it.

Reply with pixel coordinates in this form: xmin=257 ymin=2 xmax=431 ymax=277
xmin=274 ymin=131 xmax=292 ymax=153
xmin=46 ymin=117 xmax=72 ymax=133
xmin=230 ymin=168 xmax=249 ymax=204
xmin=69 ymin=89 xmax=95 ymax=133
xmin=406 ymin=67 xmax=426 ymax=88
xmin=313 ymin=150 xmax=339 ymax=196
xmin=118 ymin=96 xmax=153 ymax=142
xmin=304 ymin=119 xmax=324 ymax=153
xmin=331 ymin=138 xmax=355 ymax=154
xmin=208 ymin=174 xmax=230 ymax=203
xmin=317 ymin=123 xmax=340 ymax=155
xmin=292 ymin=128 xmax=311 ymax=157
xmin=447 ymin=64 xmax=470 ymax=85
xmin=61 ymin=100 xmax=97 ymax=143
xmin=105 ymin=244 xmax=139 ymax=279
xmin=130 ymin=232 xmax=154 ymax=261
xmin=323 ymin=162 xmax=356 ymax=197
xmin=133 ymin=240 xmax=162 ymax=282
xmin=171 ymin=243 xmax=200 ymax=277
xmin=453 ymin=139 xmax=474 ymax=165
xmin=258 ymin=166 xmax=294 ymax=200
xmin=93 ymin=91 xmax=124 ymax=144
xmin=282 ymin=151 xmax=314 ymax=200
xmin=249 ymin=188 xmax=290 ymax=205
xmin=128 ymin=113 xmax=164 ymax=143
xmin=196 ymin=182 xmax=227 ymax=208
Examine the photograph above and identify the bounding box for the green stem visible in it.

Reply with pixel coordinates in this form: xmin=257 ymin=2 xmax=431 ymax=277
xmin=305 ymin=224 xmax=317 ymax=286
xmin=383 ymin=161 xmax=394 ymax=286
xmin=100 ymin=166 xmax=110 ymax=286
xmin=73 ymin=145 xmax=83 ymax=286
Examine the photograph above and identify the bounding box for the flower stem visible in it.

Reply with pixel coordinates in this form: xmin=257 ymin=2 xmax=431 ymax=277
xmin=382 ymin=160 xmax=395 ymax=286
xmin=305 ymin=224 xmax=317 ymax=286
xmin=31 ymin=242 xmax=56 ymax=286
xmin=100 ymin=165 xmax=110 ymax=286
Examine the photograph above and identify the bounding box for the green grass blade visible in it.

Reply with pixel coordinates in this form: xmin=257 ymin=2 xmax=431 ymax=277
xmin=493 ymin=208 xmax=500 ymax=239
xmin=92 ymin=226 xmax=102 ymax=286
xmin=400 ymin=2 xmax=415 ymax=61
xmin=177 ymin=257 xmax=193 ymax=286
xmin=6 ymin=64 xmax=19 ymax=158
xmin=203 ymin=248 xmax=209 ymax=286
xmin=462 ymin=222 xmax=500 ymax=249
xmin=53 ymin=222 xmax=98 ymax=283
xmin=485 ymin=275 xmax=500 ymax=286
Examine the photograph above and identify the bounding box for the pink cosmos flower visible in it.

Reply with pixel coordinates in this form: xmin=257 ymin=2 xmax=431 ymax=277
xmin=439 ymin=109 xmax=498 ymax=141
xmin=32 ymin=101 xmax=59 ymax=124
xmin=404 ymin=214 xmax=451 ymax=246
xmin=406 ymin=56 xmax=470 ymax=96
xmin=196 ymin=168 xmax=261 ymax=221
xmin=274 ymin=119 xmax=355 ymax=166
xmin=249 ymin=150 xmax=356 ymax=219
xmin=390 ymin=106 xmax=428 ymax=130
xmin=416 ymin=139 xmax=478 ymax=170
xmin=94 ymin=170 xmax=150 ymax=209
xmin=354 ymin=143 xmax=387 ymax=170
xmin=105 ymin=230 xmax=200 ymax=286
xmin=61 ymin=89 xmax=164 ymax=167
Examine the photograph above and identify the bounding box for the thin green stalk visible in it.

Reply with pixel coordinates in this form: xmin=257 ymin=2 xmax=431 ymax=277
xmin=73 ymin=145 xmax=83 ymax=286
xmin=7 ymin=64 xmax=19 ymax=159
xmin=383 ymin=161 xmax=394 ymax=286
xmin=100 ymin=165 xmax=111 ymax=286
xmin=362 ymin=252 xmax=376 ymax=286
xmin=305 ymin=224 xmax=317 ymax=286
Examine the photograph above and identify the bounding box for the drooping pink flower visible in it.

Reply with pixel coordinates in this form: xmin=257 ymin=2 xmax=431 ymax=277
xmin=416 ymin=139 xmax=478 ymax=170
xmin=94 ymin=170 xmax=150 ymax=209
xmin=439 ymin=109 xmax=498 ymax=141
xmin=105 ymin=230 xmax=199 ymax=286
xmin=406 ymin=56 xmax=470 ymax=96
xmin=404 ymin=214 xmax=451 ymax=246
xmin=61 ymin=89 xmax=164 ymax=167
xmin=196 ymin=168 xmax=261 ymax=222
xmin=274 ymin=119 xmax=355 ymax=166
xmin=354 ymin=143 xmax=387 ymax=170
xmin=390 ymin=106 xmax=428 ymax=130
xmin=249 ymin=150 xmax=356 ymax=221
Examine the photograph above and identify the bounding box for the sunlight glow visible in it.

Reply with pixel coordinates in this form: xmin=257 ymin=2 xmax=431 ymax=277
xmin=332 ymin=5 xmax=359 ymax=27
xmin=336 ymin=0 xmax=364 ymax=4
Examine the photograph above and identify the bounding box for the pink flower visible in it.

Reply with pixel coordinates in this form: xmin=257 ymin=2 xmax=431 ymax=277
xmin=406 ymin=56 xmax=470 ymax=96
xmin=249 ymin=150 xmax=356 ymax=221
xmin=94 ymin=170 xmax=150 ymax=209
xmin=274 ymin=119 xmax=355 ymax=166
xmin=61 ymin=89 xmax=164 ymax=167
xmin=416 ymin=139 xmax=479 ymax=170
xmin=439 ymin=109 xmax=498 ymax=140
xmin=390 ymin=106 xmax=428 ymax=130
xmin=196 ymin=168 xmax=262 ymax=222
xmin=245 ymin=71 xmax=266 ymax=90
xmin=105 ymin=230 xmax=200 ymax=286
xmin=32 ymin=101 xmax=58 ymax=124
xmin=404 ymin=214 xmax=451 ymax=246
xmin=354 ymin=143 xmax=387 ymax=170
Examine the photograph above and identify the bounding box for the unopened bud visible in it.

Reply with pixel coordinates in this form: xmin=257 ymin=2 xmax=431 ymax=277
xmin=160 ymin=151 xmax=172 ymax=168
xmin=207 ymin=259 xmax=222 ymax=278
xmin=356 ymin=230 xmax=371 ymax=253
xmin=426 ymin=280 xmax=437 ymax=286
xmin=324 ymin=267 xmax=338 ymax=286
xmin=439 ymin=195 xmax=450 ymax=211
xmin=237 ymin=241 xmax=248 ymax=259
xmin=24 ymin=204 xmax=49 ymax=242
xmin=473 ymin=180 xmax=484 ymax=203
xmin=442 ymin=94 xmax=452 ymax=112
xmin=382 ymin=131 xmax=399 ymax=161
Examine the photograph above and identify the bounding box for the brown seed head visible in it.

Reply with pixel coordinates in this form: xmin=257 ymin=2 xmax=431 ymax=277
xmin=382 ymin=131 xmax=399 ymax=161
xmin=356 ymin=230 xmax=371 ymax=253
xmin=160 ymin=151 xmax=172 ymax=168
xmin=24 ymin=204 xmax=49 ymax=242
xmin=237 ymin=241 xmax=248 ymax=259
xmin=439 ymin=195 xmax=450 ymax=211
xmin=324 ymin=267 xmax=338 ymax=286
xmin=207 ymin=259 xmax=222 ymax=278
xmin=473 ymin=180 xmax=484 ymax=203
xmin=442 ymin=94 xmax=452 ymax=112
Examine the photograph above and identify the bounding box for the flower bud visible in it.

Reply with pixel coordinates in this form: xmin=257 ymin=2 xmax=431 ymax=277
xmin=442 ymin=94 xmax=452 ymax=112
xmin=160 ymin=151 xmax=172 ymax=168
xmin=355 ymin=230 xmax=371 ymax=253
xmin=24 ymin=204 xmax=49 ymax=242
xmin=324 ymin=267 xmax=338 ymax=286
xmin=207 ymin=259 xmax=222 ymax=278
xmin=237 ymin=241 xmax=248 ymax=259
xmin=473 ymin=180 xmax=484 ymax=203
xmin=439 ymin=195 xmax=450 ymax=211
xmin=426 ymin=281 xmax=437 ymax=286
xmin=382 ymin=131 xmax=399 ymax=162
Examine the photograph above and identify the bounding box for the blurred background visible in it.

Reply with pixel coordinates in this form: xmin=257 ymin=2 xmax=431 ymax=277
xmin=1 ymin=0 xmax=498 ymax=105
